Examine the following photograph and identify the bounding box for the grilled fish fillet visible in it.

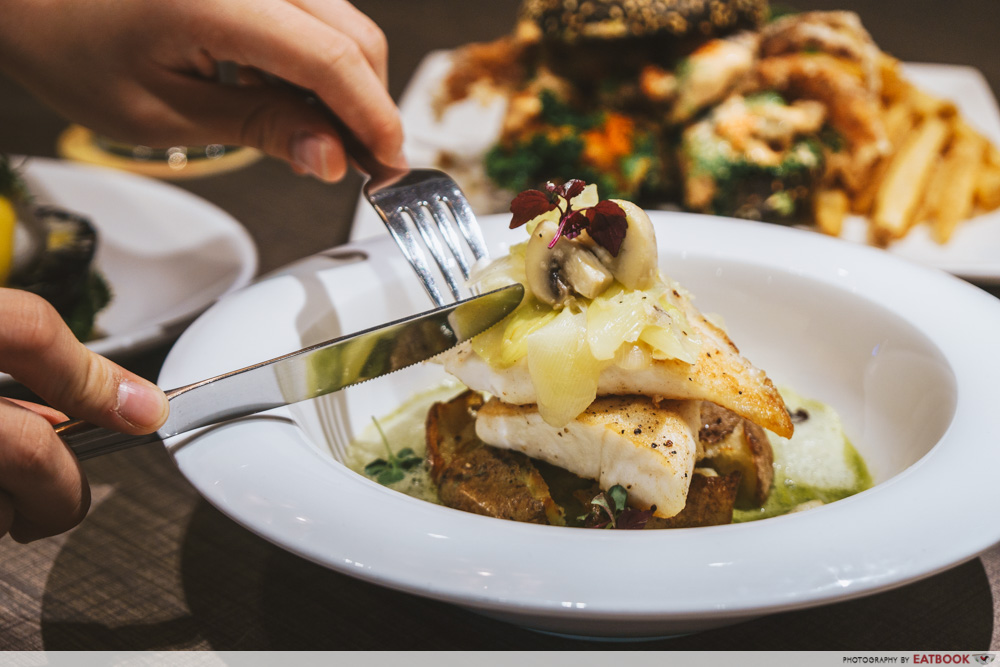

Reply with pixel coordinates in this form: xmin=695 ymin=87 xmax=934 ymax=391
xmin=441 ymin=298 xmax=793 ymax=437
xmin=476 ymin=396 xmax=702 ymax=518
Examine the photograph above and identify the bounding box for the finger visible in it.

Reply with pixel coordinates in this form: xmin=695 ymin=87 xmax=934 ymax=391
xmin=0 ymin=400 xmax=90 ymax=542
xmin=1 ymin=398 xmax=68 ymax=425
xmin=205 ymin=1 xmax=404 ymax=168
xmin=144 ymin=76 xmax=352 ymax=181
xmin=0 ymin=289 xmax=168 ymax=434
xmin=285 ymin=0 xmax=389 ymax=84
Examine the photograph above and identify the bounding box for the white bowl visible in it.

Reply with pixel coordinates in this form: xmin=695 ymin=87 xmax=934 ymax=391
xmin=159 ymin=212 xmax=1000 ymax=638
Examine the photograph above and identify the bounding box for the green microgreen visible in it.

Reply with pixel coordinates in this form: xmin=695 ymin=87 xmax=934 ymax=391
xmin=579 ymin=484 xmax=655 ymax=530
xmin=362 ymin=417 xmax=423 ymax=486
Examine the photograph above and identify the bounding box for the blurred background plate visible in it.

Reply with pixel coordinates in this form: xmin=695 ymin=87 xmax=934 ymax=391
xmin=351 ymin=55 xmax=1000 ymax=282
xmin=2 ymin=158 xmax=257 ymax=383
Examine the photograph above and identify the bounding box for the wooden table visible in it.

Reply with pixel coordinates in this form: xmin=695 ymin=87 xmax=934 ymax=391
xmin=1 ymin=0 xmax=998 ymax=650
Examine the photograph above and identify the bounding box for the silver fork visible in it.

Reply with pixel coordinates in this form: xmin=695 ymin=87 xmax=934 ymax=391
xmin=327 ymin=112 xmax=490 ymax=306
xmin=366 ymin=169 xmax=489 ymax=306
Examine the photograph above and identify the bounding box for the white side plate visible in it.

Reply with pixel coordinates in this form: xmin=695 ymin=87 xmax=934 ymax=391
xmin=8 ymin=158 xmax=257 ymax=369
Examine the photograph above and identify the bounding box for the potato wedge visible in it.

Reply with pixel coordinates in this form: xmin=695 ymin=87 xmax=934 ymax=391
xmin=426 ymin=391 xmax=564 ymax=525
xmin=644 ymin=471 xmax=741 ymax=529
xmin=698 ymin=402 xmax=773 ymax=508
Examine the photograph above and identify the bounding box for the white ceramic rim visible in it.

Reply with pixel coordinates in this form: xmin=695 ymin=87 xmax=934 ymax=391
xmin=16 ymin=157 xmax=258 ymax=359
xmin=161 ymin=213 xmax=1000 ymax=628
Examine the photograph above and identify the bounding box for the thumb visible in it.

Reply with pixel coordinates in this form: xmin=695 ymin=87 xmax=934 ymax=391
xmin=0 ymin=289 xmax=168 ymax=433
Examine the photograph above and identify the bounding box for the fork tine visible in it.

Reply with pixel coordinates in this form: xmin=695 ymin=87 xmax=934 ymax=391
xmin=441 ymin=193 xmax=489 ymax=264
xmin=428 ymin=198 xmax=471 ymax=278
xmin=365 ymin=168 xmax=492 ymax=306
xmin=408 ymin=204 xmax=464 ymax=302
xmin=380 ymin=210 xmax=447 ymax=307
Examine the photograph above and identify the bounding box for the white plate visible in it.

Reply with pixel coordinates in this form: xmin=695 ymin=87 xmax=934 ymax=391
xmin=160 ymin=213 xmax=1000 ymax=638
xmin=351 ymin=53 xmax=1000 ymax=281
xmin=10 ymin=158 xmax=257 ymax=362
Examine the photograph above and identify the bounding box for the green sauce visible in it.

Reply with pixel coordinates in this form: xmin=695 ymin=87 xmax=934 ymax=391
xmin=346 ymin=383 xmax=873 ymax=524
xmin=733 ymin=387 xmax=872 ymax=522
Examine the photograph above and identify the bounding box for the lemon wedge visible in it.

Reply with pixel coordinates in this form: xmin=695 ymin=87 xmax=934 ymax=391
xmin=0 ymin=195 xmax=16 ymax=286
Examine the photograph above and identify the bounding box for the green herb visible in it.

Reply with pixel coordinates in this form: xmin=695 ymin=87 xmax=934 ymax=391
xmin=0 ymin=154 xmax=30 ymax=201
xmin=362 ymin=417 xmax=423 ymax=485
xmin=579 ymin=484 xmax=654 ymax=530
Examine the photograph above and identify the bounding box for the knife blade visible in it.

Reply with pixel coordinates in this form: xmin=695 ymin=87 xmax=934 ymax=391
xmin=57 ymin=283 xmax=524 ymax=460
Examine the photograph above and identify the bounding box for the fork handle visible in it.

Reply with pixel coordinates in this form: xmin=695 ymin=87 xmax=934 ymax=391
xmin=56 ymin=420 xmax=163 ymax=461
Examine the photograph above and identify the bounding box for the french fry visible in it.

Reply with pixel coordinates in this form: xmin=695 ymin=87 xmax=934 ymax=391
xmin=852 ymin=100 xmax=916 ymax=214
xmin=987 ymin=143 xmax=1000 ymax=168
xmin=814 ymin=187 xmax=849 ymax=236
xmin=975 ymin=163 xmax=1000 ymax=211
xmin=871 ymin=116 xmax=950 ymax=245
xmin=909 ymin=87 xmax=957 ymax=120
xmin=878 ymin=55 xmax=909 ymax=105
xmin=914 ymin=157 xmax=945 ymax=226
xmin=928 ymin=122 xmax=984 ymax=244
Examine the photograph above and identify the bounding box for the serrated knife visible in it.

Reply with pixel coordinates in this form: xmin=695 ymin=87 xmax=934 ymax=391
xmin=56 ymin=283 xmax=523 ymax=460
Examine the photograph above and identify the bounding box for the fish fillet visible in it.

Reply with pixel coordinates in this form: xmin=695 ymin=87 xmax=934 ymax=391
xmin=476 ymin=396 xmax=702 ymax=518
xmin=442 ymin=297 xmax=793 ymax=437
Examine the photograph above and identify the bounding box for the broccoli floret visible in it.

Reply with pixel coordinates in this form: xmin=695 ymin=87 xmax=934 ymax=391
xmin=684 ymin=134 xmax=823 ymax=223
xmin=680 ymin=95 xmax=825 ymax=224
xmin=537 ymin=90 xmax=602 ymax=129
xmin=485 ymin=133 xmax=590 ymax=193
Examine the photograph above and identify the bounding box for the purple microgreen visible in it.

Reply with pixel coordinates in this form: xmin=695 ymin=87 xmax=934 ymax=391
xmin=585 ymin=200 xmax=628 ymax=257
xmin=557 ymin=178 xmax=587 ymax=201
xmin=508 ymin=180 xmax=628 ymax=256
xmin=549 ymin=209 xmax=590 ymax=248
xmin=509 ymin=189 xmax=560 ymax=229
xmin=617 ymin=506 xmax=655 ymax=530
xmin=579 ymin=484 xmax=651 ymax=530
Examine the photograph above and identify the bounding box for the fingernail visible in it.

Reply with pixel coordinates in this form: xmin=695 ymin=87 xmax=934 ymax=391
xmin=291 ymin=131 xmax=331 ymax=181
xmin=116 ymin=379 xmax=168 ymax=430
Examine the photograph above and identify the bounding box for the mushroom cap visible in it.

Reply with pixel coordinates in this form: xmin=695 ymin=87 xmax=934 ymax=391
xmin=518 ymin=0 xmax=770 ymax=44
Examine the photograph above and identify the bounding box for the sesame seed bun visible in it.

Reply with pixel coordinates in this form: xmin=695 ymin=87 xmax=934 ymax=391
xmin=519 ymin=0 xmax=769 ymax=43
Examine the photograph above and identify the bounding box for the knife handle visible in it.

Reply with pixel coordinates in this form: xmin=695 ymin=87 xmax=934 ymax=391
xmin=56 ymin=420 xmax=164 ymax=461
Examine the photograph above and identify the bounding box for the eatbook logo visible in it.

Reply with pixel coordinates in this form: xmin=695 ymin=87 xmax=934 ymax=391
xmin=974 ymin=655 xmax=995 ymax=665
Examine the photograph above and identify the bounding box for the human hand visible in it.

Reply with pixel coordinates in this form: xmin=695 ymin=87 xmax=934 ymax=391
xmin=0 ymin=0 xmax=404 ymax=181
xmin=0 ymin=289 xmax=168 ymax=543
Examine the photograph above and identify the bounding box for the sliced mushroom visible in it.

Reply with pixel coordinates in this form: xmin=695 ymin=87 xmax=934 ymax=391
xmin=525 ymin=220 xmax=613 ymax=307
xmin=602 ymin=200 xmax=658 ymax=290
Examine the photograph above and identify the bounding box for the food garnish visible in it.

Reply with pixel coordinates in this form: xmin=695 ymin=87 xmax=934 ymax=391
xmin=362 ymin=417 xmax=424 ymax=486
xmin=579 ymin=484 xmax=654 ymax=530
xmin=509 ymin=179 xmax=627 ymax=255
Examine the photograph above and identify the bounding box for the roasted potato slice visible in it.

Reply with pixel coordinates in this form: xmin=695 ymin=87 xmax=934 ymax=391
xmin=426 ymin=391 xmax=564 ymax=525
xmin=644 ymin=471 xmax=741 ymax=529
xmin=698 ymin=402 xmax=774 ymax=508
